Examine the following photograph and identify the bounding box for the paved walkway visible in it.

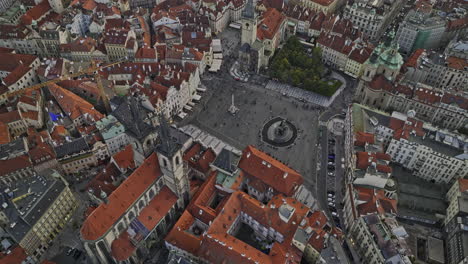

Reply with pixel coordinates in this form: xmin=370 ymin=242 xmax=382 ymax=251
xmin=265 ymin=71 xmax=347 ymax=107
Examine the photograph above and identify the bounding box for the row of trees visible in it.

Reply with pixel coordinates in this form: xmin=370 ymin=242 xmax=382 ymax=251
xmin=269 ymin=37 xmax=341 ymax=97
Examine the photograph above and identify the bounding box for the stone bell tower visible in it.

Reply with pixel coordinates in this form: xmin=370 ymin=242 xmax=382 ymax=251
xmin=241 ymin=0 xmax=258 ymax=46
xmin=155 ymin=115 xmax=190 ymax=207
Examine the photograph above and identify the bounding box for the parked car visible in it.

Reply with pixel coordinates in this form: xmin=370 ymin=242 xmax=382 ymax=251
xmin=328 ymin=166 xmax=335 ymax=171
xmin=328 ymin=172 xmax=334 ymax=176
xmin=328 ymin=154 xmax=335 ymax=158
xmin=66 ymin=248 xmax=74 ymax=256
xmin=328 ymin=161 xmax=334 ymax=165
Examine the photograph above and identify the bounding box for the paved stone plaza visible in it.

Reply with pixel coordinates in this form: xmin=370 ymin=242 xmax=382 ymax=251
xmin=186 ymin=74 xmax=321 ymax=189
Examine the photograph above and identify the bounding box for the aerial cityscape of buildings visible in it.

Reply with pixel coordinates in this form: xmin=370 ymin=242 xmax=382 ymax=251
xmin=0 ymin=0 xmax=466 ymax=263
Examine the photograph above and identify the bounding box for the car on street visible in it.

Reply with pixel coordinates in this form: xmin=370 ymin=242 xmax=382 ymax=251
xmin=328 ymin=161 xmax=334 ymax=165
xmin=328 ymin=172 xmax=334 ymax=176
xmin=328 ymin=165 xmax=335 ymax=171
xmin=67 ymin=248 xmax=75 ymax=256
xmin=328 ymin=154 xmax=335 ymax=158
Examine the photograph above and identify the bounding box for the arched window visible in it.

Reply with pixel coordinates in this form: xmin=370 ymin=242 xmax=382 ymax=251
xmin=175 ymin=156 xmax=180 ymax=165
xmin=128 ymin=211 xmax=135 ymax=221
xmin=117 ymin=222 xmax=125 ymax=233
xmin=149 ymin=189 xmax=155 ymax=199
xmin=138 ymin=200 xmax=145 ymax=210
xmin=163 ymin=158 xmax=168 ymax=167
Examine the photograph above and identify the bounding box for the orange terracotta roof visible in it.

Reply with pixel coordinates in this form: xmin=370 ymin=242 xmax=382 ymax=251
xmin=389 ymin=117 xmax=425 ymax=140
xmin=257 ymin=8 xmax=285 ymax=40
xmin=458 ymin=178 xmax=468 ymax=193
xmin=138 ymin=186 xmax=177 ymax=230
xmin=0 ymin=246 xmax=27 ymax=264
xmin=446 ymin=56 xmax=468 ymax=71
xmin=20 ymin=0 xmax=51 ymax=25
xmin=112 ymin=144 xmax=137 ymax=170
xmin=0 ymin=155 xmax=32 ymax=177
xmin=355 ymin=186 xmax=397 ymax=216
xmin=111 ymin=231 xmax=135 ymax=261
xmin=0 ymin=111 xmax=18 ymax=123
xmin=198 ymin=192 xmax=306 ymax=264
xmin=405 ymin=49 xmax=424 ymax=68
xmin=183 ymin=143 xmax=216 ymax=174
xmin=0 ymin=122 xmax=11 ymax=145
xmin=354 ymin=131 xmax=375 ymax=146
xmin=187 ymin=172 xmax=219 ymax=225
xmin=164 ymin=210 xmax=203 ymax=255
xmin=81 ymin=153 xmax=162 ymax=241
xmin=355 ymin=151 xmax=392 ymax=173
xmin=48 ymin=83 xmax=104 ymax=122
xmin=239 ymin=145 xmax=303 ymax=196
xmin=111 ymin=186 xmax=177 ymax=261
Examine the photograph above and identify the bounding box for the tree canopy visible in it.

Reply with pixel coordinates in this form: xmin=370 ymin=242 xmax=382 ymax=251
xmin=269 ymin=37 xmax=341 ymax=97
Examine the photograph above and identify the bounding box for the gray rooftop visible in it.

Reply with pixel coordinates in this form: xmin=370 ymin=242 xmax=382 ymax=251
xmin=0 ymin=138 xmax=27 ymax=160
xmin=211 ymin=148 xmax=240 ymax=174
xmin=112 ymin=97 xmax=154 ymax=141
xmin=54 ymin=137 xmax=90 ymax=159
xmin=410 ymin=134 xmax=464 ymax=157
xmin=0 ymin=171 xmax=65 ymax=242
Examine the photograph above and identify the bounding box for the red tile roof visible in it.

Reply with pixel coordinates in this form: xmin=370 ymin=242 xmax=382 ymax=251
xmin=355 ymin=151 xmax=392 ymax=173
xmin=389 ymin=116 xmax=425 ymax=140
xmin=81 ymin=153 xmax=162 ymax=241
xmin=257 ymin=8 xmax=285 ymax=40
xmin=48 ymin=83 xmax=104 ymax=122
xmin=164 ymin=210 xmax=203 ymax=255
xmin=0 ymin=246 xmax=27 ymax=264
xmin=446 ymin=56 xmax=468 ymax=71
xmin=86 ymin=162 xmax=120 ymax=196
xmin=0 ymin=122 xmax=11 ymax=145
xmin=111 ymin=186 xmax=177 ymax=261
xmin=405 ymin=49 xmax=424 ymax=68
xmin=239 ymin=145 xmax=303 ymax=196
xmin=138 ymin=186 xmax=177 ymax=230
xmin=20 ymin=0 xmax=51 ymax=25
xmin=441 ymin=93 xmax=468 ymax=110
xmin=112 ymin=144 xmax=137 ymax=171
xmin=458 ymin=178 xmax=468 ymax=193
xmin=60 ymin=37 xmax=96 ymax=53
xmin=0 ymin=155 xmax=32 ymax=177
xmin=198 ymin=192 xmax=307 ymax=264
xmin=111 ymin=231 xmax=135 ymax=261
xmin=355 ymin=186 xmax=397 ymax=216
xmin=354 ymin=132 xmax=375 ymax=146
xmin=187 ymin=172 xmax=220 ymax=225
xmin=183 ymin=143 xmax=216 ymax=174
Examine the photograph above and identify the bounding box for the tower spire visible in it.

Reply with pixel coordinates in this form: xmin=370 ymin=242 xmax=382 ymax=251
xmin=242 ymin=0 xmax=256 ymax=19
xmin=156 ymin=114 xmax=179 ymax=156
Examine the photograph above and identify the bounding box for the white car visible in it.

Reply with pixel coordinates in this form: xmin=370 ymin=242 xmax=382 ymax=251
xmin=328 ymin=172 xmax=334 ymax=176
xmin=331 ymin=212 xmax=338 ymax=217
